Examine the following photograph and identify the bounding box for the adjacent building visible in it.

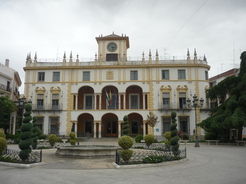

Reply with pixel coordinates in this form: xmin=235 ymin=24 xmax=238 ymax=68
xmin=0 ymin=59 xmax=22 ymax=134
xmin=23 ymin=33 xmax=210 ymax=139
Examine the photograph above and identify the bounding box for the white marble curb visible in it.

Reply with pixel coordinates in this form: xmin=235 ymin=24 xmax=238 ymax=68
xmin=0 ymin=161 xmax=45 ymax=168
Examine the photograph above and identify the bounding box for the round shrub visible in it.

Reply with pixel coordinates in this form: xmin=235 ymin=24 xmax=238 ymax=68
xmin=0 ymin=137 xmax=7 ymax=155
xmin=171 ymin=129 xmax=178 ymax=137
xmin=39 ymin=134 xmax=47 ymax=139
xmin=0 ymin=132 xmax=6 ymax=138
xmin=144 ymin=134 xmax=155 ymax=148
xmin=70 ymin=139 xmax=77 ymax=145
xmin=182 ymin=134 xmax=189 ymax=140
xmin=118 ymin=136 xmax=134 ymax=150
xmin=48 ymin=134 xmax=57 ymax=147
xmin=19 ymin=138 xmax=33 ymax=150
xmin=135 ymin=135 xmax=143 ymax=143
xmin=170 ymin=123 xmax=177 ymax=131
xmin=164 ymin=132 xmax=171 ymax=140
xmin=170 ymin=136 xmax=179 ymax=146
xmin=119 ymin=150 xmax=133 ymax=163
xmin=24 ymin=103 xmax=32 ymax=111
xmin=70 ymin=132 xmax=76 ymax=139
xmin=204 ymin=132 xmax=218 ymax=140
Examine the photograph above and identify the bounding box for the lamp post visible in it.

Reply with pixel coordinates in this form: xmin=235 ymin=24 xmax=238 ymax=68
xmin=186 ymin=94 xmax=204 ymax=147
xmin=14 ymin=96 xmax=32 ymax=130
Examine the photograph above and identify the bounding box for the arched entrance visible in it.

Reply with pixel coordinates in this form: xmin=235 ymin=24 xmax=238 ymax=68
xmin=77 ymin=113 xmax=94 ymax=137
xmin=128 ymin=113 xmax=143 ymax=136
xmin=102 ymin=113 xmax=118 ymax=137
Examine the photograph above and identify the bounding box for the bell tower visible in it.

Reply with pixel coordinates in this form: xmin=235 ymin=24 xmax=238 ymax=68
xmin=95 ymin=32 xmax=130 ymax=61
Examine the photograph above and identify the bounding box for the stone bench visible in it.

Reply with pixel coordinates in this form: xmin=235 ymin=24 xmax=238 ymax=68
xmin=7 ymin=139 xmax=14 ymax=144
xmin=62 ymin=139 xmax=68 ymax=143
xmin=235 ymin=141 xmax=246 ymax=146
xmin=206 ymin=140 xmax=220 ymax=145
xmin=178 ymin=140 xmax=189 ymax=145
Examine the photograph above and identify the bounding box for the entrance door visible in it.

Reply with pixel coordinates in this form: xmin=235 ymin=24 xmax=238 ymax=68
xmin=106 ymin=121 xmax=117 ymax=137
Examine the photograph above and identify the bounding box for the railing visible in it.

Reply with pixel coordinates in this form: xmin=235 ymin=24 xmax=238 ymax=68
xmin=115 ymin=143 xmax=186 ymax=165
xmin=158 ymin=103 xmax=189 ymax=110
xmin=0 ymin=83 xmax=12 ymax=92
xmin=32 ymin=103 xmax=63 ymax=111
xmin=2 ymin=149 xmax=42 ymax=163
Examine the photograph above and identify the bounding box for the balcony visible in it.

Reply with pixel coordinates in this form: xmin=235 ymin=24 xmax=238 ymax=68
xmin=158 ymin=103 xmax=190 ymax=112
xmin=32 ymin=103 xmax=63 ymax=112
xmin=0 ymin=83 xmax=12 ymax=93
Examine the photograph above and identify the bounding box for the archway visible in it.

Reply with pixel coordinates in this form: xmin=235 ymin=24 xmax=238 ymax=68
xmin=77 ymin=113 xmax=94 ymax=137
xmin=101 ymin=113 xmax=118 ymax=137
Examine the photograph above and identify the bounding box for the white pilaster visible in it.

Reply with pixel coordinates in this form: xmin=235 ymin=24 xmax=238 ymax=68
xmin=99 ymin=122 xmax=102 ymax=138
xmin=93 ymin=121 xmax=97 ymax=138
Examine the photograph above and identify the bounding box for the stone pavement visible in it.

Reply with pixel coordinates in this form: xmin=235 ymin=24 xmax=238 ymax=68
xmin=0 ymin=142 xmax=246 ymax=184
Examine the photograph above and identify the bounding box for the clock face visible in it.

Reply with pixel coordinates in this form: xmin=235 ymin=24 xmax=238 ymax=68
xmin=107 ymin=42 xmax=117 ymax=52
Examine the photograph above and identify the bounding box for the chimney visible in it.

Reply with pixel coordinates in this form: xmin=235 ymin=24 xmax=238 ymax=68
xmin=5 ymin=59 xmax=9 ymax=67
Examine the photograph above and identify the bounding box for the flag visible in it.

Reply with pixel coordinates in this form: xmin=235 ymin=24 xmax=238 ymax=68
xmin=105 ymin=89 xmax=110 ymax=105
xmin=109 ymin=90 xmax=113 ymax=105
xmin=114 ymin=91 xmax=118 ymax=109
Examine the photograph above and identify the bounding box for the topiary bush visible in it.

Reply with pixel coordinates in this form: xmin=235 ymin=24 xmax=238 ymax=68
xmin=39 ymin=134 xmax=47 ymax=139
xmin=170 ymin=111 xmax=179 ymax=155
xmin=0 ymin=132 xmax=6 ymax=138
xmin=122 ymin=115 xmax=130 ymax=136
xmin=70 ymin=132 xmax=76 ymax=139
xmin=135 ymin=135 xmax=143 ymax=143
xmin=0 ymin=137 xmax=7 ymax=155
xmin=164 ymin=132 xmax=171 ymax=149
xmin=69 ymin=132 xmax=77 ymax=145
xmin=204 ymin=132 xmax=218 ymax=140
xmin=48 ymin=134 xmax=57 ymax=147
xmin=31 ymin=116 xmax=39 ymax=149
xmin=119 ymin=150 xmax=133 ymax=164
xmin=118 ymin=135 xmax=134 ymax=150
xmin=18 ymin=103 xmax=33 ymax=161
xmin=144 ymin=134 xmax=155 ymax=148
xmin=70 ymin=139 xmax=77 ymax=145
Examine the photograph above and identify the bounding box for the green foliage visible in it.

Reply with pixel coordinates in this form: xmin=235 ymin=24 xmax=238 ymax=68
xmin=70 ymin=132 xmax=76 ymax=139
xmin=0 ymin=96 xmax=16 ymax=134
xmin=0 ymin=155 xmax=18 ymax=163
xmin=48 ymin=134 xmax=57 ymax=147
xmin=70 ymin=139 xmax=77 ymax=145
xmin=164 ymin=132 xmax=171 ymax=140
xmin=18 ymin=103 xmax=33 ymax=161
xmin=199 ymin=52 xmax=246 ymax=139
xmin=119 ymin=150 xmax=133 ymax=163
xmin=170 ymin=111 xmax=179 ymax=155
xmin=39 ymin=134 xmax=47 ymax=139
xmin=0 ymin=131 xmax=6 ymax=138
xmin=182 ymin=134 xmax=189 ymax=140
xmin=144 ymin=134 xmax=155 ymax=148
xmin=142 ymin=155 xmax=164 ymax=163
xmin=204 ymin=132 xmax=218 ymax=140
xmin=118 ymin=135 xmax=134 ymax=150
xmin=122 ymin=115 xmax=130 ymax=136
xmin=31 ymin=116 xmax=39 ymax=149
xmin=0 ymin=137 xmax=7 ymax=155
xmin=135 ymin=135 xmax=143 ymax=143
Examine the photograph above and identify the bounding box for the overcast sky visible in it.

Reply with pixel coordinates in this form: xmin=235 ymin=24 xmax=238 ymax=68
xmin=0 ymin=0 xmax=245 ymax=93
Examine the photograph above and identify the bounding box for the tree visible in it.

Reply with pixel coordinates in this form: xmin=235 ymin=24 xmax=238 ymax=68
xmin=0 ymin=95 xmax=16 ymax=134
xmin=31 ymin=116 xmax=38 ymax=149
xmin=122 ymin=115 xmax=130 ymax=136
xmin=198 ymin=51 xmax=246 ymax=140
xmin=18 ymin=103 xmax=33 ymax=161
xmin=146 ymin=112 xmax=158 ymax=134
xmin=170 ymin=111 xmax=179 ymax=154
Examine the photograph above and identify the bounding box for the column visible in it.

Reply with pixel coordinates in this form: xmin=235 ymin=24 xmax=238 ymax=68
xmin=143 ymin=93 xmax=146 ymax=109
xmin=123 ymin=93 xmax=126 ymax=110
xmin=143 ymin=121 xmax=146 ymax=136
xmin=118 ymin=121 xmax=121 ymax=138
xmin=12 ymin=113 xmax=16 ymax=134
xmin=93 ymin=121 xmax=97 ymax=138
xmin=98 ymin=122 xmax=102 ymax=138
xmin=99 ymin=94 xmax=102 ymax=110
xmin=94 ymin=94 xmax=97 ymax=110
xmin=75 ymin=94 xmax=78 ymax=110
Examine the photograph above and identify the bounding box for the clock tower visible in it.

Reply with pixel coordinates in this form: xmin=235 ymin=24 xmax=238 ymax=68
xmin=96 ymin=33 xmax=130 ymax=61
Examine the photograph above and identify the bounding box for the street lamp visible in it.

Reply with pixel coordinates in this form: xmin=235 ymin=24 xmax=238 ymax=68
xmin=186 ymin=94 xmax=204 ymax=147
xmin=14 ymin=96 xmax=32 ymax=128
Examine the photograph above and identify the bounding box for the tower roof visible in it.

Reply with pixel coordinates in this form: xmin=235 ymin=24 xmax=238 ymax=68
xmin=95 ymin=33 xmax=130 ymax=48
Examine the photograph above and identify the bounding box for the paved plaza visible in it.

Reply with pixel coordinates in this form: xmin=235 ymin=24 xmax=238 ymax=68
xmin=0 ymin=142 xmax=245 ymax=184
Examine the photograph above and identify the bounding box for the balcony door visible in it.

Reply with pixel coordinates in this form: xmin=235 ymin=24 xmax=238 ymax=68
xmin=106 ymin=120 xmax=117 ymax=137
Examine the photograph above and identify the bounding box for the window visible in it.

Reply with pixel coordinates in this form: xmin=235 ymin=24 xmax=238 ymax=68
xmin=106 ymin=54 xmax=118 ymax=61
xmin=131 ymin=121 xmax=139 ymax=134
xmin=178 ymin=70 xmax=186 ymax=79
xmin=179 ymin=118 xmax=188 ymax=133
xmin=179 ymin=92 xmax=186 ymax=109
xmin=53 ymin=72 xmax=60 ymax=81
xmin=162 ymin=92 xmax=170 ymax=109
xmin=38 ymin=72 xmax=45 ymax=82
xmin=7 ymin=81 xmax=10 ymax=91
xmin=130 ymin=71 xmax=138 ymax=80
xmin=205 ymin=71 xmax=208 ymax=80
xmin=36 ymin=117 xmax=44 ymax=133
xmin=162 ymin=70 xmax=169 ymax=79
xmin=37 ymin=94 xmax=44 ymax=110
xmin=50 ymin=118 xmax=59 ymax=134
xmin=83 ymin=71 xmax=90 ymax=81
xmin=85 ymin=95 xmax=93 ymax=109
xmin=163 ymin=118 xmax=171 ymax=133
xmin=130 ymin=94 xmax=139 ymax=109
xmin=52 ymin=94 xmax=59 ymax=110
